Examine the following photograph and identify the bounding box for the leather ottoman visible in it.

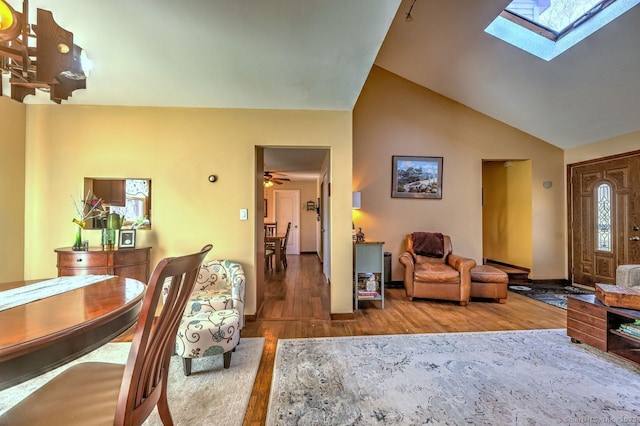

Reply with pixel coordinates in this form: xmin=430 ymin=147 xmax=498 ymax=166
xmin=470 ymin=265 xmax=508 ymax=303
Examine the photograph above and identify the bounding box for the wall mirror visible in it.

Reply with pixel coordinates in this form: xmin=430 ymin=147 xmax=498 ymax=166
xmin=84 ymin=178 xmax=152 ymax=229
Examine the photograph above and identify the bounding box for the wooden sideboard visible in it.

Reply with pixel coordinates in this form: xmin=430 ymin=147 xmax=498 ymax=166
xmin=55 ymin=247 xmax=151 ymax=283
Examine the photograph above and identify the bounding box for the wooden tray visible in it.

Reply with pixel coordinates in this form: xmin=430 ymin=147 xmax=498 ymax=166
xmin=595 ymin=283 xmax=640 ymax=310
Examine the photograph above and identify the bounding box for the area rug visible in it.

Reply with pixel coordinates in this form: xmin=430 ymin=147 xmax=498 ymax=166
xmin=0 ymin=337 xmax=265 ymax=425
xmin=508 ymin=283 xmax=593 ymax=309
xmin=267 ymin=330 xmax=640 ymax=425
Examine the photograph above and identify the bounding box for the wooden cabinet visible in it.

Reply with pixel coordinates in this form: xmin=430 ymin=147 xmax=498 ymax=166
xmin=354 ymin=241 xmax=385 ymax=309
xmin=567 ymin=294 xmax=607 ymax=351
xmin=91 ymin=179 xmax=126 ymax=206
xmin=567 ymin=294 xmax=640 ymax=366
xmin=55 ymin=247 xmax=151 ymax=283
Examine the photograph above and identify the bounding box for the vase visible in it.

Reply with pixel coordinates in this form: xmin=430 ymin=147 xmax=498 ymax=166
xmin=72 ymin=226 xmax=83 ymax=251
xmin=102 ymin=228 xmax=116 ymax=250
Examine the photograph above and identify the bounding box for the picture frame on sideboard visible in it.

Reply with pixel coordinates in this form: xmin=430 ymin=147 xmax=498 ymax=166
xmin=118 ymin=229 xmax=136 ymax=249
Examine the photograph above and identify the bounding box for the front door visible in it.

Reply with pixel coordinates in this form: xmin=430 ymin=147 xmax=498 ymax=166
xmin=570 ymin=152 xmax=640 ymax=287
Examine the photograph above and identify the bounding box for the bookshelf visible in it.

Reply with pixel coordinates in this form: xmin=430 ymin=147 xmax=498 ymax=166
xmin=354 ymin=241 xmax=384 ymax=309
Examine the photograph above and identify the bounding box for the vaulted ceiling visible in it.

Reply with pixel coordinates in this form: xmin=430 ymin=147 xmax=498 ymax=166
xmin=6 ymin=0 xmax=640 ymax=151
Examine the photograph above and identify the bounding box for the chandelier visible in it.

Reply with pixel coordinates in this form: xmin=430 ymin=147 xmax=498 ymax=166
xmin=0 ymin=0 xmax=90 ymax=103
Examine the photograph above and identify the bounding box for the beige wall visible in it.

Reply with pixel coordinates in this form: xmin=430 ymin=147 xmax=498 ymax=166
xmin=19 ymin=105 xmax=354 ymax=314
xmin=482 ymin=160 xmax=533 ymax=270
xmin=353 ymin=66 xmax=565 ymax=280
xmin=0 ymin=98 xmax=26 ymax=282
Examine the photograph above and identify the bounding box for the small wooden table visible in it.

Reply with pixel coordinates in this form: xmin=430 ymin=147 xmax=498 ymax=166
xmin=0 ymin=276 xmax=145 ymax=390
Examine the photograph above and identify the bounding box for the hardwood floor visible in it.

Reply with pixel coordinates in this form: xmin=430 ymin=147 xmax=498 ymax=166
xmin=241 ymin=254 xmax=567 ymax=425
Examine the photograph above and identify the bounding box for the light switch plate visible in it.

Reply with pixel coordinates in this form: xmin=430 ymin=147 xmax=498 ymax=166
xmin=240 ymin=209 xmax=248 ymax=220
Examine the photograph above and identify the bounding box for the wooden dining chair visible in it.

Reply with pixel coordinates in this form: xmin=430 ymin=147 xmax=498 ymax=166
xmin=280 ymin=222 xmax=292 ymax=269
xmin=0 ymin=244 xmax=213 ymax=426
xmin=264 ymin=222 xmax=277 ymax=237
xmin=264 ymin=222 xmax=277 ymax=270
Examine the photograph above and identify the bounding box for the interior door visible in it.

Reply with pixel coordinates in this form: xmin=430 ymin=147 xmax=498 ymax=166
xmin=570 ymin=153 xmax=640 ymax=287
xmin=274 ymin=189 xmax=300 ymax=255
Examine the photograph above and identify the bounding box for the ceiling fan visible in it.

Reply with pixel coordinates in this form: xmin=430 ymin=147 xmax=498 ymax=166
xmin=264 ymin=171 xmax=290 ymax=187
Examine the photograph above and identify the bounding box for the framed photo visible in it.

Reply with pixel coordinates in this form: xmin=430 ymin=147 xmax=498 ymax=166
xmin=118 ymin=229 xmax=136 ymax=249
xmin=392 ymin=155 xmax=443 ymax=199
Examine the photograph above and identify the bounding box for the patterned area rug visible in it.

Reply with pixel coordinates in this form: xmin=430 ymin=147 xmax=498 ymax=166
xmin=508 ymin=284 xmax=593 ymax=309
xmin=267 ymin=330 xmax=640 ymax=425
xmin=0 ymin=337 xmax=265 ymax=425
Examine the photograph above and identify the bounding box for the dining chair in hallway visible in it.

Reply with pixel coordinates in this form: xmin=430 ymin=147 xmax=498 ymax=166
xmin=265 ymin=245 xmax=275 ymax=270
xmin=280 ymin=222 xmax=292 ymax=269
xmin=264 ymin=223 xmax=276 ymax=270
xmin=0 ymin=244 xmax=213 ymax=426
xmin=264 ymin=222 xmax=277 ymax=237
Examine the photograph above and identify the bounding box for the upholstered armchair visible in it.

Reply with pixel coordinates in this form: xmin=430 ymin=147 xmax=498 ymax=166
xmin=399 ymin=233 xmax=476 ymax=306
xmin=617 ymin=265 xmax=640 ymax=288
xmin=188 ymin=260 xmax=245 ymax=329
xmin=163 ymin=259 xmax=245 ymax=375
xmin=164 ymin=259 xmax=245 ymax=329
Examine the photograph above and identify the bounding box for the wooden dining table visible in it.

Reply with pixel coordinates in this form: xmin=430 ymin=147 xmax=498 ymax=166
xmin=0 ymin=276 xmax=145 ymax=391
xmin=266 ymin=234 xmax=285 ymax=272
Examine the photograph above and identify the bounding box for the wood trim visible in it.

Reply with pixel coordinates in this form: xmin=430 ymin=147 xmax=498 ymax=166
xmin=330 ymin=313 xmax=355 ymax=321
xmin=567 ymin=149 xmax=640 ymax=168
xmin=529 ymin=278 xmax=572 ymax=286
xmin=484 ymin=259 xmax=531 ymax=273
xmin=567 ymin=162 xmax=573 ymax=283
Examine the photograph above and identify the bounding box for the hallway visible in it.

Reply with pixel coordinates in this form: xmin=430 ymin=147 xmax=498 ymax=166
xmin=259 ymin=254 xmax=331 ymax=321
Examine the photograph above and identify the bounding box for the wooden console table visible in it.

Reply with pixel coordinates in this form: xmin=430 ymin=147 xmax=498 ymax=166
xmin=567 ymin=294 xmax=640 ymax=366
xmin=55 ymin=247 xmax=151 ymax=283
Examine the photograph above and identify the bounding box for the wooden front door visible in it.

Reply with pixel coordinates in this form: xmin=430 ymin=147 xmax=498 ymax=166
xmin=570 ymin=152 xmax=640 ymax=287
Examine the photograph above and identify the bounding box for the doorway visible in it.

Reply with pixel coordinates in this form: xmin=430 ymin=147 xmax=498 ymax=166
xmin=274 ymin=189 xmax=300 ymax=255
xmin=481 ymin=160 xmax=533 ymax=271
xmin=257 ymin=146 xmax=330 ymax=319
xmin=568 ymin=151 xmax=640 ymax=287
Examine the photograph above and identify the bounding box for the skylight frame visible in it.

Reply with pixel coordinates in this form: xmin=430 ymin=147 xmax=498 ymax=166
xmin=502 ymin=0 xmax=616 ymax=42
xmin=485 ymin=0 xmax=640 ymax=61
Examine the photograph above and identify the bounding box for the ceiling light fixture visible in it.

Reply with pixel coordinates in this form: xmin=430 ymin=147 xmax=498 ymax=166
xmin=0 ymin=0 xmax=89 ymax=103
xmin=405 ymin=0 xmax=417 ymax=22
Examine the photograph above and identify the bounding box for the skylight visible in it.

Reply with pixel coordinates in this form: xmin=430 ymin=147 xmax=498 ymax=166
xmin=485 ymin=0 xmax=640 ymax=61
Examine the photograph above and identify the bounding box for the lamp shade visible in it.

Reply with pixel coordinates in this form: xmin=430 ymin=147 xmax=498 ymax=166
xmin=352 ymin=192 xmax=361 ymax=209
xmin=0 ymin=0 xmax=21 ymax=41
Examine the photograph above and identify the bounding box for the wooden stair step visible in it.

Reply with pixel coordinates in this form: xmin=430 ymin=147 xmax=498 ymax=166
xmin=485 ymin=261 xmax=530 ymax=284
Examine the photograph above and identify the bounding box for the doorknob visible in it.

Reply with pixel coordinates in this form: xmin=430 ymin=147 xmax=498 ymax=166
xmin=631 ymin=236 xmax=640 ymax=241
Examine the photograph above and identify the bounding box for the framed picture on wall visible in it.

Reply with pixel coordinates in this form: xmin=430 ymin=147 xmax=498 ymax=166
xmin=118 ymin=229 xmax=136 ymax=249
xmin=391 ymin=155 xmax=443 ymax=199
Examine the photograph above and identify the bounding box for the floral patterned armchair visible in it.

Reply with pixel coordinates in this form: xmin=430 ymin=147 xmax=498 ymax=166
xmin=164 ymin=259 xmax=245 ymax=329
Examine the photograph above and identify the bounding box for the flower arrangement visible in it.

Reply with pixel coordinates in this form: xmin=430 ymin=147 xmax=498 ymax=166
xmin=70 ymin=189 xmax=104 ymax=250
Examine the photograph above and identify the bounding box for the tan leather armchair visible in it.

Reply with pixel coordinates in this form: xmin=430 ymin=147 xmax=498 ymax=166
xmin=399 ymin=233 xmax=476 ymax=306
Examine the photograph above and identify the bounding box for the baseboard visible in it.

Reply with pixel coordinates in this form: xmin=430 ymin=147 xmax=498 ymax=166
xmin=528 ymin=278 xmax=572 ymax=286
xmin=245 ymin=314 xmax=257 ymax=322
xmin=484 ymin=259 xmax=531 ymax=273
xmin=385 ymin=280 xmax=404 ymax=288
xmin=331 ymin=312 xmax=355 ymax=321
